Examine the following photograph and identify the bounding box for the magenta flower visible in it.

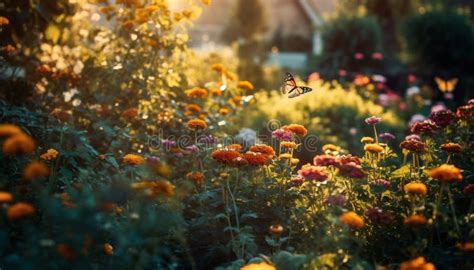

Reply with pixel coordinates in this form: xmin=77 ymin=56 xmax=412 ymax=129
xmin=354 ymin=52 xmax=364 ymax=60
xmin=325 ymin=194 xmax=346 ymax=206
xmin=410 ymin=120 xmax=438 ymax=134
xmin=272 ymin=128 xmax=294 ymax=141
xmin=374 ymin=179 xmax=390 ymax=189
xmin=183 ymin=145 xmax=199 ymax=154
xmin=371 ymin=52 xmax=383 ymax=60
xmin=429 ymin=110 xmax=455 ymax=128
xmin=364 ymin=208 xmax=394 ymax=225
xmin=405 ymin=134 xmax=421 ymax=141
xmin=338 ymin=162 xmax=365 ymax=179
xmin=365 ymin=116 xmax=382 ymax=125
xmin=313 ymin=155 xmax=340 ymax=167
xmin=463 ymin=184 xmax=474 ymax=195
xmin=379 ymin=133 xmax=395 ymax=141
xmin=161 ymin=139 xmax=177 ymax=148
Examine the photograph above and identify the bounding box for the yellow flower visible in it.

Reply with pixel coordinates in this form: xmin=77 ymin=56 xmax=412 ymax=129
xmin=322 ymin=144 xmax=340 ymax=152
xmin=187 ymin=119 xmax=208 ymax=130
xmin=404 ymin=182 xmax=428 ymax=196
xmin=364 ymin=143 xmax=384 ymax=153
xmin=185 ymin=87 xmax=208 ymax=98
xmin=219 ymin=107 xmax=230 ymax=115
xmin=279 ymin=153 xmax=292 ymax=160
xmin=0 ymin=16 xmax=9 ymax=26
xmin=40 ymin=148 xmax=59 ymax=161
xmin=3 ymin=134 xmax=36 ymax=155
xmin=211 ymin=63 xmax=224 ymax=72
xmin=399 ymin=257 xmax=435 ymax=270
xmin=280 ymin=141 xmax=297 ymax=149
xmin=123 ymin=154 xmax=145 ymax=165
xmin=428 ymin=164 xmax=462 ymax=182
xmin=7 ymin=202 xmax=35 ymax=220
xmin=202 ymin=0 xmax=211 ymax=5
xmin=240 ymin=261 xmax=276 ymax=270
xmin=291 ymin=158 xmax=300 ymax=165
xmin=237 ymin=80 xmax=254 ymax=91
xmin=339 ymin=211 xmax=364 ymax=229
xmin=360 ymin=137 xmax=374 ymax=144
xmin=23 ymin=161 xmax=50 ymax=180
xmin=0 ymin=124 xmax=23 ymax=137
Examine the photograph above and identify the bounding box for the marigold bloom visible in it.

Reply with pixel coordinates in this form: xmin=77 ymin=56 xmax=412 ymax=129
xmin=103 ymin=243 xmax=113 ymax=255
xmin=458 ymin=242 xmax=474 ymax=252
xmin=23 ymin=161 xmax=50 ymax=180
xmin=241 ymin=261 xmax=276 ymax=270
xmin=224 ymin=70 xmax=237 ymax=81
xmin=249 ymin=144 xmax=275 ymax=158
xmin=364 ymin=143 xmax=384 ymax=153
xmin=440 ymin=143 xmax=462 ymax=153
xmin=7 ymin=202 xmax=35 ymax=220
xmin=283 ymin=124 xmax=307 ymax=137
xmin=269 ymin=224 xmax=283 ymax=235
xmin=211 ymin=149 xmax=241 ymax=165
xmin=186 ymin=87 xmax=208 ymax=98
xmin=237 ymin=80 xmax=254 ymax=91
xmin=360 ymin=137 xmax=374 ymax=144
xmin=243 ymin=151 xmax=268 ymax=166
xmin=404 ymin=215 xmax=427 ymax=226
xmin=400 ymin=140 xmax=425 ymax=152
xmin=298 ymin=164 xmax=328 ymax=181
xmin=291 ymin=158 xmax=300 ymax=165
xmin=339 ymin=211 xmax=365 ymax=229
xmin=280 ymin=141 xmax=297 ymax=149
xmin=123 ymin=154 xmax=145 ymax=165
xmin=187 ymin=171 xmax=204 ymax=185
xmin=399 ymin=257 xmax=435 ymax=270
xmin=429 ymin=164 xmax=462 ymax=182
xmin=186 ymin=104 xmax=201 ymax=113
xmin=0 ymin=124 xmax=23 ymax=137
xmin=211 ymin=63 xmax=225 ymax=73
xmin=322 ymin=144 xmax=340 ymax=152
xmin=279 ymin=153 xmax=292 ymax=160
xmin=404 ymin=182 xmax=428 ymax=196
xmin=0 ymin=16 xmax=9 ymax=26
xmin=219 ymin=107 xmax=230 ymax=115
xmin=40 ymin=148 xmax=59 ymax=160
xmin=187 ymin=119 xmax=208 ymax=130
xmin=3 ymin=134 xmax=36 ymax=155
xmin=0 ymin=191 xmax=13 ymax=203
xmin=226 ymin=144 xmax=242 ymax=151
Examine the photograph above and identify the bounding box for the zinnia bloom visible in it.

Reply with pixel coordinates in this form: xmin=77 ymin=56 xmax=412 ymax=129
xmin=3 ymin=134 xmax=36 ymax=155
xmin=186 ymin=104 xmax=201 ymax=113
xmin=272 ymin=128 xmax=294 ymax=141
xmin=186 ymin=87 xmax=208 ymax=98
xmin=365 ymin=116 xmax=381 ymax=125
xmin=0 ymin=16 xmax=9 ymax=26
xmin=7 ymin=202 xmax=35 ymax=220
xmin=404 ymin=182 xmax=428 ymax=196
xmin=0 ymin=191 xmax=13 ymax=203
xmin=298 ymin=164 xmax=328 ymax=181
xmin=283 ymin=124 xmax=307 ymax=137
xmin=249 ymin=144 xmax=275 ymax=158
xmin=123 ymin=154 xmax=145 ymax=165
xmin=456 ymin=104 xmax=474 ymax=119
xmin=405 ymin=134 xmax=421 ymax=141
xmin=23 ymin=161 xmax=50 ymax=180
xmin=187 ymin=119 xmax=208 ymax=130
xmin=240 ymin=261 xmax=276 ymax=270
xmin=400 ymin=139 xmax=425 ymax=152
xmin=374 ymin=179 xmax=391 ymax=189
xmin=399 ymin=257 xmax=435 ymax=270
xmin=243 ymin=151 xmax=268 ymax=166
xmin=428 ymin=164 xmax=462 ymax=182
xmin=291 ymin=158 xmax=299 ymax=165
xmin=187 ymin=171 xmax=204 ymax=185
xmin=360 ymin=137 xmax=374 ymax=144
xmin=0 ymin=124 xmax=23 ymax=137
xmin=404 ymin=215 xmax=427 ymax=226
xmin=379 ymin=133 xmax=395 ymax=141
xmin=211 ymin=63 xmax=224 ymax=73
xmin=211 ymin=149 xmax=241 ymax=165
xmin=364 ymin=143 xmax=384 ymax=153
xmin=226 ymin=144 xmax=242 ymax=151
xmin=280 ymin=141 xmax=297 ymax=149
xmin=322 ymin=144 xmax=340 ymax=153
xmin=313 ymin=155 xmax=339 ymax=167
xmin=103 ymin=243 xmax=113 ymax=255
xmin=440 ymin=143 xmax=462 ymax=153
xmin=429 ymin=109 xmax=455 ymax=128
xmin=410 ymin=120 xmax=438 ymax=134
xmin=339 ymin=211 xmax=365 ymax=229
xmin=237 ymin=80 xmax=254 ymax=91
xmin=219 ymin=107 xmax=230 ymax=115
xmin=279 ymin=153 xmax=292 ymax=160
xmin=40 ymin=148 xmax=59 ymax=160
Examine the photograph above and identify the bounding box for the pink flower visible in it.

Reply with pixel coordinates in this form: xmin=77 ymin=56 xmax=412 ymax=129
xmin=371 ymin=52 xmax=383 ymax=60
xmin=272 ymin=128 xmax=294 ymax=141
xmin=365 ymin=116 xmax=382 ymax=125
xmin=313 ymin=155 xmax=340 ymax=167
xmin=338 ymin=69 xmax=347 ymax=77
xmin=354 ymin=52 xmax=364 ymax=60
xmin=297 ymin=164 xmax=328 ymax=181
xmin=308 ymin=72 xmax=320 ymax=81
xmin=407 ymin=74 xmax=417 ymax=83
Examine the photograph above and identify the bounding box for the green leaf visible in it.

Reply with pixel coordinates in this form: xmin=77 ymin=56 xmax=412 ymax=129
xmin=391 ymin=165 xmax=410 ymax=179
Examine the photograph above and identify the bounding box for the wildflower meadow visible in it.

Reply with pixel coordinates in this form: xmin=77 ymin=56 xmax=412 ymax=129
xmin=0 ymin=0 xmax=473 ymax=269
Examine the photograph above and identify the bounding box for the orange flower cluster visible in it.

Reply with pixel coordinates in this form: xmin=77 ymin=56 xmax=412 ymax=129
xmin=132 ymin=180 xmax=175 ymax=197
xmin=40 ymin=148 xmax=59 ymax=160
xmin=186 ymin=104 xmax=202 ymax=113
xmin=187 ymin=171 xmax=204 ymax=185
xmin=280 ymin=141 xmax=297 ymax=149
xmin=428 ymin=164 xmax=462 ymax=182
xmin=187 ymin=119 xmax=208 ymax=130
xmin=123 ymin=154 xmax=145 ymax=165
xmin=399 ymin=257 xmax=435 ymax=270
xmin=211 ymin=149 xmax=241 ymax=165
xmin=237 ymin=80 xmax=254 ymax=91
xmin=249 ymin=144 xmax=275 ymax=158
xmin=339 ymin=211 xmax=365 ymax=229
xmin=243 ymin=151 xmax=268 ymax=166
xmin=7 ymin=202 xmax=35 ymax=220
xmin=186 ymin=87 xmax=208 ymax=98
xmin=404 ymin=215 xmax=427 ymax=226
xmin=283 ymin=124 xmax=307 ymax=137
xmin=404 ymin=182 xmax=428 ymax=196
xmin=23 ymin=161 xmax=50 ymax=180
xmin=364 ymin=143 xmax=384 ymax=153
xmin=0 ymin=191 xmax=13 ymax=203
xmin=3 ymin=133 xmax=36 ymax=155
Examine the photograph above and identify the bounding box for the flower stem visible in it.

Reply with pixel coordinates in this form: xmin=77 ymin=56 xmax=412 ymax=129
xmin=446 ymin=185 xmax=461 ymax=237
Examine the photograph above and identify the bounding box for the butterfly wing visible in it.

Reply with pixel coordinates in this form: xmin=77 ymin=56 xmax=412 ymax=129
xmin=434 ymin=77 xmax=447 ymax=92
xmin=281 ymin=72 xmax=297 ymax=94
xmin=446 ymin=78 xmax=458 ymax=92
xmin=288 ymin=86 xmax=312 ymax=98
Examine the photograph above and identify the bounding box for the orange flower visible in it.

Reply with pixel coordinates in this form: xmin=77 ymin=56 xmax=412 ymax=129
xmin=186 ymin=87 xmax=208 ymax=98
xmin=283 ymin=124 xmax=307 ymax=137
xmin=211 ymin=149 xmax=241 ymax=165
xmin=0 ymin=16 xmax=9 ymax=26
xmin=279 ymin=153 xmax=292 ymax=160
xmin=186 ymin=104 xmax=202 ymax=113
xmin=224 ymin=70 xmax=237 ymax=81
xmin=132 ymin=180 xmax=174 ymax=197
xmin=7 ymin=202 xmax=35 ymax=220
xmin=399 ymin=257 xmax=435 ymax=270
xmin=400 ymin=140 xmax=425 ymax=152
xmin=339 ymin=211 xmax=365 ymax=229
xmin=404 ymin=182 xmax=427 ymax=196
xmin=121 ymin=108 xmax=139 ymax=119
xmin=458 ymin=242 xmax=474 ymax=252
xmin=122 ymin=20 xmax=135 ymax=29
xmin=0 ymin=191 xmax=13 ymax=203
xmin=249 ymin=144 xmax=275 ymax=158
xmin=360 ymin=137 xmax=374 ymax=144
xmin=280 ymin=141 xmax=297 ymax=149
xmin=269 ymin=224 xmax=283 ymax=235
xmin=103 ymin=243 xmax=113 ymax=255
xmin=428 ymin=164 xmax=462 ymax=182
xmin=237 ymin=80 xmax=254 ymax=91
xmin=60 ymin=192 xmax=76 ymax=208
xmin=202 ymin=0 xmax=211 ymax=5
xmin=3 ymin=134 xmax=36 ymax=155
xmin=187 ymin=119 xmax=207 ymax=130
xmin=123 ymin=154 xmax=145 ymax=165
xmin=0 ymin=124 xmax=23 ymax=137
xmin=291 ymin=158 xmax=300 ymax=165
xmin=211 ymin=88 xmax=222 ymax=96
xmin=241 ymin=261 xmax=276 ymax=270
xmin=211 ymin=63 xmax=225 ymax=73
xmin=40 ymin=148 xmax=59 ymax=160
xmin=243 ymin=151 xmax=268 ymax=166
xmin=364 ymin=143 xmax=384 ymax=153
xmin=226 ymin=144 xmax=242 ymax=151
xmin=57 ymin=244 xmax=75 ymax=260
xmin=440 ymin=143 xmax=462 ymax=153
xmin=219 ymin=107 xmax=230 ymax=115
xmin=404 ymin=215 xmax=427 ymax=226
xmin=187 ymin=171 xmax=204 ymax=185
xmin=23 ymin=161 xmax=50 ymax=180
xmin=322 ymin=144 xmax=340 ymax=152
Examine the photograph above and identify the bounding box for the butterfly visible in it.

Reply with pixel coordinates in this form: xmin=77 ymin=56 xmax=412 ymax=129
xmin=434 ymin=77 xmax=458 ymax=93
xmin=281 ymin=72 xmax=313 ymax=98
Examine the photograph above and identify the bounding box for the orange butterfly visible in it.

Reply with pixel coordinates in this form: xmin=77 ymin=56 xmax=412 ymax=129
xmin=281 ymin=72 xmax=312 ymax=98
xmin=434 ymin=77 xmax=458 ymax=93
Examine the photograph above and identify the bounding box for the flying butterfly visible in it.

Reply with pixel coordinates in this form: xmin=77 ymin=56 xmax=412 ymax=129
xmin=281 ymin=72 xmax=313 ymax=98
xmin=434 ymin=77 xmax=458 ymax=93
